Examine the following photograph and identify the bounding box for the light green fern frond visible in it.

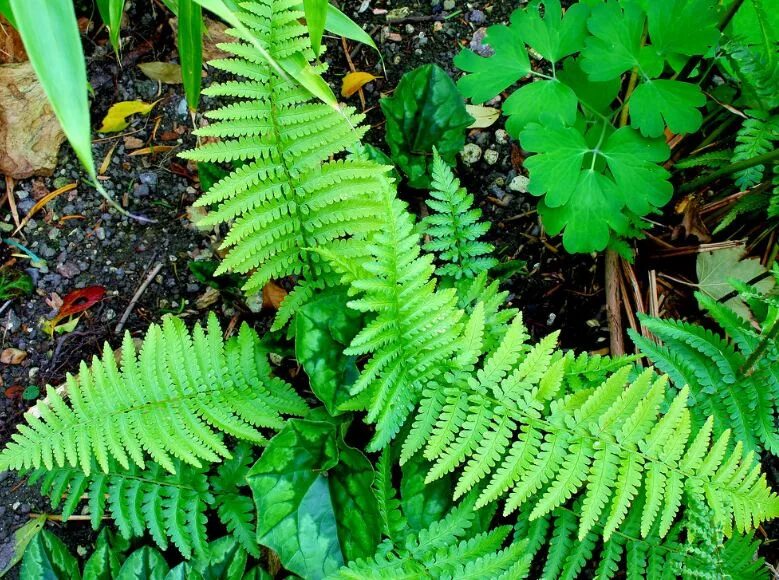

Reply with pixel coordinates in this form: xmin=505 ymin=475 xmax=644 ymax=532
xmin=0 ymin=314 xmax=307 ymax=476
xmin=402 ymin=310 xmax=779 ymax=540
xmin=181 ymin=0 xmax=387 ymax=304
xmin=30 ymin=459 xmax=213 ymax=559
xmin=328 ymin=189 xmax=465 ymax=450
xmin=423 ymin=150 xmax=497 ymax=279
xmin=630 ymin=291 xmax=779 ymax=456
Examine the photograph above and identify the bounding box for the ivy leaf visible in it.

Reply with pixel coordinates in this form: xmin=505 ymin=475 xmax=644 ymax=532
xmin=115 ymin=546 xmax=169 ymax=579
xmin=295 ymin=287 xmax=364 ymax=416
xmin=582 ymin=1 xmax=645 ymax=81
xmin=248 ymin=413 xmax=381 ymax=579
xmin=400 ymin=453 xmax=454 ymax=532
xmin=511 ymin=0 xmax=591 ymax=63
xmin=644 ymin=0 xmax=720 ymax=58
xmin=503 ymin=79 xmax=578 ymax=137
xmin=601 ymin=126 xmax=672 ymax=215
xmin=381 ymin=64 xmax=473 ymax=188
xmin=453 ymin=24 xmax=530 ymax=104
xmin=629 ymin=79 xmax=706 ymax=137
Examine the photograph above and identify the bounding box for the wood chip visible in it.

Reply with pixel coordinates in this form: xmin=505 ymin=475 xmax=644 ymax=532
xmin=1 ymin=348 xmax=27 ymax=365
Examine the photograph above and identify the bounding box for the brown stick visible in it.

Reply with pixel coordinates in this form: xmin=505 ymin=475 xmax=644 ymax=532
xmin=115 ymin=262 xmax=163 ymax=335
xmin=605 ymin=250 xmax=624 ymax=356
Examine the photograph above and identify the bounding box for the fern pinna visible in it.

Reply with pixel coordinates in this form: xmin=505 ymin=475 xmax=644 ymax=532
xmin=181 ymin=0 xmax=387 ymax=328
xmin=27 ymin=443 xmax=260 ymax=559
xmin=630 ymin=289 xmax=779 ymax=457
xmin=0 ymin=314 xmax=307 ymax=476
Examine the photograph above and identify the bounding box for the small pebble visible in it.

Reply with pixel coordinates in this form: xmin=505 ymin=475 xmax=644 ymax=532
xmin=468 ymin=9 xmax=486 ymax=24
xmin=495 ymin=129 xmax=509 ymax=144
xmin=484 ymin=149 xmax=499 ymax=165
xmin=460 ymin=143 xmax=482 ymax=165
xmin=508 ymin=175 xmax=530 ymax=193
xmin=443 ymin=0 xmax=455 ymax=9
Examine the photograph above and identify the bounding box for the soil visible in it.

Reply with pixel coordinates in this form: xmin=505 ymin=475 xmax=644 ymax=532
xmin=0 ymin=0 xmax=775 ymax=575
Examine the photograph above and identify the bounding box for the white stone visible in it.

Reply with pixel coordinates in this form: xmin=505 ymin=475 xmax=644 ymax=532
xmin=460 ymin=143 xmax=482 ymax=165
xmin=508 ymin=175 xmax=530 ymax=193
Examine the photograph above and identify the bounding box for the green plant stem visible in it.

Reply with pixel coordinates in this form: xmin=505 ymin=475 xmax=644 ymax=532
xmin=676 ymin=0 xmax=745 ymax=81
xmin=696 ymin=114 xmax=741 ymax=150
xmin=741 ymin=317 xmax=779 ymax=375
xmin=679 ymin=147 xmax=779 ymax=193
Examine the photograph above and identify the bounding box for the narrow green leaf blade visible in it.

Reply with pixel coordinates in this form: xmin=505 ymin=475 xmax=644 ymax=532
xmin=325 ymin=4 xmax=379 ymax=54
xmin=0 ymin=0 xmax=17 ymax=27
xmin=9 ymin=0 xmax=96 ymax=178
xmin=178 ymin=0 xmax=203 ymax=111
xmin=304 ymin=0 xmax=327 ymax=57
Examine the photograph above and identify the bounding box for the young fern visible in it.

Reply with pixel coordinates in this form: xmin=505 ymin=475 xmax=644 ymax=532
xmin=0 ymin=314 xmax=307 ymax=476
xmin=422 ymin=150 xmax=497 ymax=280
xmin=732 ymin=112 xmax=779 ymax=189
xmin=327 ymin=188 xmax=465 ymax=451
xmin=630 ymin=290 xmax=779 ymax=456
xmin=181 ymin=0 xmax=387 ymax=325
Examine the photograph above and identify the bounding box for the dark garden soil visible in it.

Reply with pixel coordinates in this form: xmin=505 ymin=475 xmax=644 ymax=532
xmin=0 ymin=0 xmax=776 ymax=574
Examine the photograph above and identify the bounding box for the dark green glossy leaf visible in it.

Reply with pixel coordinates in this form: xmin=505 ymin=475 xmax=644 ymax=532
xmin=197 ymin=162 xmax=229 ymax=194
xmin=248 ymin=413 xmax=380 ymax=579
xmin=380 ymin=64 xmax=473 ymax=188
xmin=0 ymin=0 xmax=16 ymax=27
xmin=115 ymin=546 xmax=169 ymax=580
xmin=193 ymin=536 xmax=247 ymax=580
xmin=295 ymin=287 xmax=364 ymax=415
xmin=20 ymin=530 xmax=81 ymax=580
xmin=400 ymin=453 xmax=453 ymax=532
xmin=81 ymin=529 xmax=122 ymax=580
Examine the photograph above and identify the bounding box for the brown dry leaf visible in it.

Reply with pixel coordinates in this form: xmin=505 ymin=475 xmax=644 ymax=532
xmin=138 ymin=62 xmax=183 ymax=84
xmin=675 ymin=194 xmax=711 ymax=242
xmin=45 ymin=292 xmax=64 ymax=311
xmin=0 ymin=62 xmax=66 ymax=178
xmin=341 ymin=72 xmax=380 ymax=98
xmin=0 ymin=15 xmax=27 ymax=63
xmin=1 ymin=348 xmax=27 ymax=365
xmin=262 ymin=281 xmax=288 ymax=309
xmin=195 ymin=286 xmax=220 ymax=309
xmin=123 ymin=136 xmax=145 ymax=149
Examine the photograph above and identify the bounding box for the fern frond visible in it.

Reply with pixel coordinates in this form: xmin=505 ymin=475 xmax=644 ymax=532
xmin=210 ymin=442 xmax=260 ymax=557
xmin=30 ymin=459 xmax=213 ymax=559
xmin=327 ymin=189 xmax=465 ymax=450
xmin=674 ymin=150 xmax=732 ymax=170
xmin=732 ymin=111 xmax=779 ymax=189
xmin=0 ymin=314 xmax=307 ymax=475
xmin=182 ymin=0 xmax=388 ymax=317
xmin=422 ymin=151 xmax=497 ymax=280
xmin=404 ymin=311 xmax=779 ymax=540
xmin=631 ymin=301 xmax=779 ymax=456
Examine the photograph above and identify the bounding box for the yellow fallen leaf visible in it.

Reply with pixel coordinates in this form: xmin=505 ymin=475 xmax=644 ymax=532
xmin=341 ymin=71 xmax=380 ymax=98
xmin=466 ymin=105 xmax=501 ymax=129
xmin=98 ymin=100 xmax=160 ymax=133
xmin=138 ymin=62 xmax=183 ymax=84
xmin=128 ymin=145 xmax=176 ymax=156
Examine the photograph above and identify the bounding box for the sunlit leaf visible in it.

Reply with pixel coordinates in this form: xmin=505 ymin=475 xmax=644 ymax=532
xmin=98 ymin=100 xmax=159 ymax=133
xmin=341 ymin=71 xmax=379 ymax=97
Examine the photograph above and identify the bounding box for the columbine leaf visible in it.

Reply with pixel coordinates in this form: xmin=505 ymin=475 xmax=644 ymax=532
xmin=557 ymin=57 xmax=621 ymax=115
xmin=629 ymin=79 xmax=706 ymax=137
xmin=503 ymin=79 xmax=578 ymax=137
xmin=582 ymin=1 xmax=645 ymax=80
xmin=510 ymin=0 xmax=590 ymax=63
xmin=454 ymin=24 xmax=530 ymax=104
xmin=601 ymin=126 xmax=672 ymax=215
xmin=644 ymin=0 xmax=720 ymax=58
xmin=539 ymin=170 xmax=627 ymax=252
xmin=521 ymin=122 xmax=590 ymax=207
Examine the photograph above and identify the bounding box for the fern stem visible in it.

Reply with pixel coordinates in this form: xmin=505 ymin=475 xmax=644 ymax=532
xmin=741 ymin=317 xmax=779 ymax=375
xmin=679 ymin=147 xmax=779 ymax=193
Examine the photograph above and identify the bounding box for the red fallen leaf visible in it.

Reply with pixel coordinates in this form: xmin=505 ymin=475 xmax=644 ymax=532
xmin=5 ymin=385 xmax=24 ymax=399
xmin=50 ymin=285 xmax=106 ymax=327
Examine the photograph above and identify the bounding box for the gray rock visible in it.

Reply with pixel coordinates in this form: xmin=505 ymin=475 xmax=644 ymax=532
xmin=443 ymin=0 xmax=455 ymax=10
xmin=139 ymin=171 xmax=158 ymax=191
xmin=56 ymin=262 xmax=80 ymax=279
xmin=2 ymin=309 xmax=21 ymax=333
xmin=469 ymin=28 xmax=494 ymax=57
xmin=134 ymin=183 xmax=151 ymax=198
xmin=468 ymin=9 xmax=486 ymax=23
xmin=495 ymin=129 xmax=510 ymax=144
